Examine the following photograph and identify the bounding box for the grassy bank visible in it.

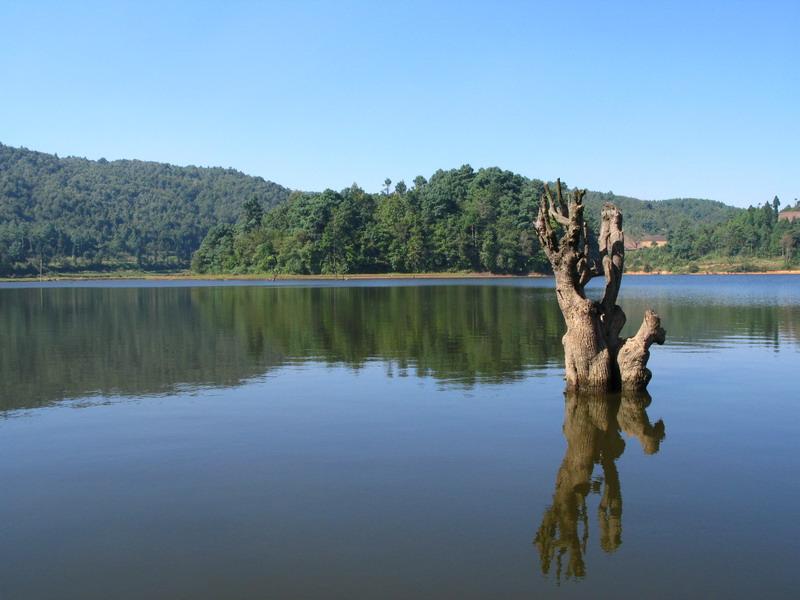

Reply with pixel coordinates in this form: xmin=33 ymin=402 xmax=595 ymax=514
xmin=626 ymin=253 xmax=800 ymax=275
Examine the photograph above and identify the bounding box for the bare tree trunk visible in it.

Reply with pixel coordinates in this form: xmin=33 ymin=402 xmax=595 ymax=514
xmin=535 ymin=180 xmax=665 ymax=392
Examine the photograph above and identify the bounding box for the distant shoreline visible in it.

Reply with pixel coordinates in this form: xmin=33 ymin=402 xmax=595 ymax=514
xmin=2 ymin=270 xmax=800 ymax=283
xmin=624 ymin=270 xmax=800 ymax=276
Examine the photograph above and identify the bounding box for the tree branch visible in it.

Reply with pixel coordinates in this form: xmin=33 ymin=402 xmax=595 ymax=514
xmin=617 ymin=310 xmax=666 ymax=390
xmin=556 ymin=189 xmax=585 ymax=252
xmin=599 ymin=203 xmax=624 ymax=312
xmin=535 ymin=196 xmax=559 ymax=258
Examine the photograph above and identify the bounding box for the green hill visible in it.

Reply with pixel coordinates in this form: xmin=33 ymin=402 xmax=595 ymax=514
xmin=0 ymin=143 xmax=290 ymax=274
xmin=582 ymin=192 xmax=738 ymax=238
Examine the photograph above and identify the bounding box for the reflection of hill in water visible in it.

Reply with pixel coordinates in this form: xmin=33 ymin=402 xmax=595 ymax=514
xmin=1 ymin=288 xmax=280 ymax=410
xmin=1 ymin=284 xmax=798 ymax=411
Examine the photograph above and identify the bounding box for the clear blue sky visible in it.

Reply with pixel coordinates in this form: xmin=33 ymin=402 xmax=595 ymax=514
xmin=1 ymin=0 xmax=797 ymax=206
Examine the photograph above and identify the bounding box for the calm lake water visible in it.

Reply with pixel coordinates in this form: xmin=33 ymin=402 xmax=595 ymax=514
xmin=1 ymin=275 xmax=799 ymax=599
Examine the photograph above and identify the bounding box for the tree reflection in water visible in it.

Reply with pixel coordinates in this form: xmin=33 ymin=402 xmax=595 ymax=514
xmin=535 ymin=392 xmax=665 ymax=581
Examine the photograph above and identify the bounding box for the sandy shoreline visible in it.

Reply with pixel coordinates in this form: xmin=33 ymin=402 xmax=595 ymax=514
xmin=0 ymin=272 xmax=542 ymax=283
xmin=624 ymin=270 xmax=800 ymax=276
xmin=2 ymin=270 xmax=800 ymax=283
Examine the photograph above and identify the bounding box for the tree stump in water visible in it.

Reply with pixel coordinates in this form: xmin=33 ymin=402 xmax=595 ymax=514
xmin=534 ymin=180 xmax=666 ymax=392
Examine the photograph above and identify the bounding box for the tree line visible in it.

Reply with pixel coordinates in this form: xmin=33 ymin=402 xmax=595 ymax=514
xmin=2 ymin=142 xmax=795 ymax=276
xmin=192 ymin=165 xmax=762 ymax=275
xmin=193 ymin=166 xmax=549 ymax=274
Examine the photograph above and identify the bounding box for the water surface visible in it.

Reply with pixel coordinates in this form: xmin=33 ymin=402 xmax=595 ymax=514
xmin=1 ymin=276 xmax=798 ymax=598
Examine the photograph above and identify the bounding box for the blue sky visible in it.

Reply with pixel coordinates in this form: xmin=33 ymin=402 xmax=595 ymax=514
xmin=1 ymin=0 xmax=797 ymax=206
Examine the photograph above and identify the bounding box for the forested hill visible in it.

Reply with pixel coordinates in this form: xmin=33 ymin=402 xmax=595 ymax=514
xmin=582 ymin=192 xmax=737 ymax=238
xmin=192 ymin=165 xmax=744 ymax=275
xmin=0 ymin=143 xmax=290 ymax=274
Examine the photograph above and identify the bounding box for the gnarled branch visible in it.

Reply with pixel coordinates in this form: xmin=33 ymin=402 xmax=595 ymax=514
xmin=617 ymin=310 xmax=666 ymax=390
xmin=599 ymin=203 xmax=624 ymax=313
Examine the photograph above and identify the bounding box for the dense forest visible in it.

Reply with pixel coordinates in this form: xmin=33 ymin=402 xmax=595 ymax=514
xmin=0 ymin=143 xmax=289 ymax=275
xmin=192 ymin=165 xmax=753 ymax=275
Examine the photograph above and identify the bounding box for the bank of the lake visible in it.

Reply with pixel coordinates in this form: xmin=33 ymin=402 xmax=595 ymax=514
xmin=3 ymin=268 xmax=800 ymax=283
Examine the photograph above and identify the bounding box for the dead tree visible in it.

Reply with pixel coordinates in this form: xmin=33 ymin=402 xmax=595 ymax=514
xmin=534 ymin=180 xmax=665 ymax=391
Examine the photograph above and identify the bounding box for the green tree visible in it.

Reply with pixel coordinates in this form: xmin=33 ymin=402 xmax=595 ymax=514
xmin=241 ymin=196 xmax=265 ymax=232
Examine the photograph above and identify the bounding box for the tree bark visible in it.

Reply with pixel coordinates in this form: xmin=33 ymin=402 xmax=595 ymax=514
xmin=534 ymin=180 xmax=665 ymax=392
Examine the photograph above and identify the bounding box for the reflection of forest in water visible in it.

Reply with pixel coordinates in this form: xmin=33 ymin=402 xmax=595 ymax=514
xmin=535 ymin=392 xmax=664 ymax=582
xmin=1 ymin=284 xmax=799 ymax=410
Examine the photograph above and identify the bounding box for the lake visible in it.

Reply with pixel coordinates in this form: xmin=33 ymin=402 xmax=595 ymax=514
xmin=1 ymin=275 xmax=799 ymax=599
